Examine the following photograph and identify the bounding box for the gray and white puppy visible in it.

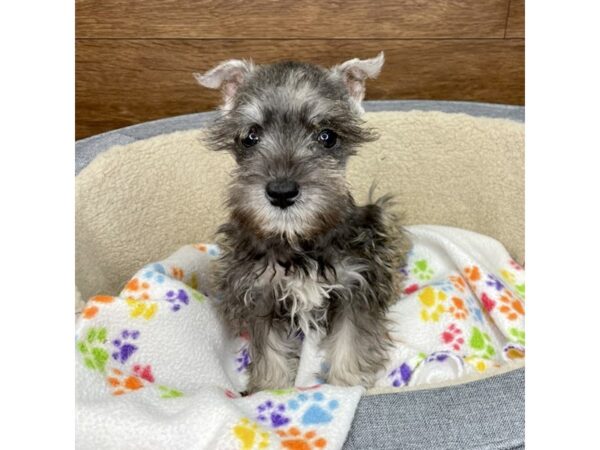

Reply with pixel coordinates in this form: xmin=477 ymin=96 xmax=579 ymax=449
xmin=195 ymin=53 xmax=410 ymax=393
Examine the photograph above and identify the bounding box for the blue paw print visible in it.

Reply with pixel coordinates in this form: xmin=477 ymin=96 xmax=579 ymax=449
xmin=288 ymin=392 xmax=339 ymax=425
xmin=388 ymin=362 xmax=412 ymax=387
xmin=256 ymin=400 xmax=290 ymax=428
xmin=485 ymin=274 xmax=504 ymax=291
xmin=112 ymin=329 xmax=139 ymax=363
xmin=142 ymin=263 xmax=166 ymax=283
xmin=207 ymin=245 xmax=220 ymax=257
xmin=165 ymin=289 xmax=189 ymax=312
xmin=430 ymin=279 xmax=454 ymax=293
xmin=465 ymin=294 xmax=484 ymax=323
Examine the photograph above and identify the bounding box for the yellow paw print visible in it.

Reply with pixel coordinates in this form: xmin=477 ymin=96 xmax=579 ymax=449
xmin=233 ymin=418 xmax=270 ymax=450
xmin=126 ymin=298 xmax=158 ymax=320
xmin=465 ymin=356 xmax=500 ymax=373
xmin=418 ymin=287 xmax=447 ymax=322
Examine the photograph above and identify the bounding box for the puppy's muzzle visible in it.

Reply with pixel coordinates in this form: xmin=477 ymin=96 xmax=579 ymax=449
xmin=266 ymin=179 xmax=300 ymax=209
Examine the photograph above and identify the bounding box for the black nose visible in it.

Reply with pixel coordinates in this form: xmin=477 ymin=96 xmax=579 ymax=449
xmin=266 ymin=179 xmax=300 ymax=208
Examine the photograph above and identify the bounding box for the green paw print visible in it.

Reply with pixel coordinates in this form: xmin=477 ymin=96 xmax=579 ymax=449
xmin=412 ymin=259 xmax=434 ymax=281
xmin=515 ymin=283 xmax=525 ymax=298
xmin=267 ymin=388 xmax=296 ymax=396
xmin=158 ymin=385 xmax=183 ymax=398
xmin=469 ymin=327 xmax=496 ymax=359
xmin=191 ymin=289 xmax=205 ymax=303
xmin=77 ymin=327 xmax=109 ymax=372
xmin=509 ymin=327 xmax=525 ymax=345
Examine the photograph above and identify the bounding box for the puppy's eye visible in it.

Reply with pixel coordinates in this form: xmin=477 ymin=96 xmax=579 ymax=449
xmin=241 ymin=127 xmax=260 ymax=148
xmin=317 ymin=129 xmax=338 ymax=148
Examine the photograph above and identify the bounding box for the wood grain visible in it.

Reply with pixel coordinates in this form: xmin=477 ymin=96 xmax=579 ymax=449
xmin=76 ymin=0 xmax=510 ymax=39
xmin=506 ymin=0 xmax=525 ymax=38
xmin=76 ymin=39 xmax=524 ymax=139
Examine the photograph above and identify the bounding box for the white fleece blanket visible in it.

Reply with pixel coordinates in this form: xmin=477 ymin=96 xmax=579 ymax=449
xmin=75 ymin=225 xmax=525 ymax=449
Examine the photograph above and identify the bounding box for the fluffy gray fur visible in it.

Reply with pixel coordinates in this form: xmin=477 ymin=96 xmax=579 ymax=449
xmin=195 ymin=53 xmax=411 ymax=392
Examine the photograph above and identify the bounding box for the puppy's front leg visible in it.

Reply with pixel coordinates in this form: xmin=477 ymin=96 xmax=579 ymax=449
xmin=246 ymin=318 xmax=300 ymax=393
xmin=322 ymin=303 xmax=392 ymax=387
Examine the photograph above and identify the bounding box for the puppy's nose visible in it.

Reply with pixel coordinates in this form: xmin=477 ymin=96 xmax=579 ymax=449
xmin=266 ymin=179 xmax=300 ymax=209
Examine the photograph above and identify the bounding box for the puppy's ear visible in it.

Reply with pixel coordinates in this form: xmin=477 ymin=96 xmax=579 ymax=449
xmin=194 ymin=59 xmax=254 ymax=110
xmin=332 ymin=52 xmax=384 ymax=110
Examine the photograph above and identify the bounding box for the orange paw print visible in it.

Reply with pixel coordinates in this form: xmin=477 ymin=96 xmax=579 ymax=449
xmin=463 ymin=266 xmax=481 ymax=282
xmin=171 ymin=266 xmax=184 ymax=280
xmin=107 ymin=368 xmax=144 ymax=395
xmin=124 ymin=278 xmax=151 ymax=300
xmin=194 ymin=243 xmax=208 ymax=253
xmin=449 ymin=296 xmax=469 ymax=320
xmin=276 ymin=427 xmax=327 ymax=450
xmin=449 ymin=275 xmax=466 ymax=292
xmin=82 ymin=295 xmax=115 ymax=319
xmin=498 ymin=290 xmax=524 ymax=320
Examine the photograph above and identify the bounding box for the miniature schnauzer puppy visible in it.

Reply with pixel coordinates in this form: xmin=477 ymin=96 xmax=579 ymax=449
xmin=195 ymin=52 xmax=410 ymax=393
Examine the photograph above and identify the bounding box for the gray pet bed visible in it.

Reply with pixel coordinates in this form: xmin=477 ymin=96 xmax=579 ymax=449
xmin=76 ymin=100 xmax=524 ymax=450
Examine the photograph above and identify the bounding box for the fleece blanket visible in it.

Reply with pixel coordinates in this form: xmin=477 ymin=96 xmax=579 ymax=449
xmin=75 ymin=225 xmax=525 ymax=449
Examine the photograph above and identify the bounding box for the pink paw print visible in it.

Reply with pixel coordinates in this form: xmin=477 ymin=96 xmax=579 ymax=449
xmin=132 ymin=364 xmax=155 ymax=383
xmin=441 ymin=324 xmax=465 ymax=352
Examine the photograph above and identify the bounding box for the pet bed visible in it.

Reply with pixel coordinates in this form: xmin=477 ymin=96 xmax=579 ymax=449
xmin=76 ymin=100 xmax=525 ymax=449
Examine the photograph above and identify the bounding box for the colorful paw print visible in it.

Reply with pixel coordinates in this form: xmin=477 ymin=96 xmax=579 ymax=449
xmin=257 ymin=400 xmax=290 ymax=428
xmin=448 ymin=296 xmax=468 ymax=320
xmin=441 ymin=324 xmax=465 ymax=352
xmin=236 ymin=347 xmax=251 ymax=372
xmin=388 ymin=362 xmax=412 ymax=387
xmin=233 ymin=418 xmax=269 ymax=450
xmin=503 ymin=344 xmax=525 ymax=361
xmin=412 ymin=259 xmax=434 ymax=281
xmin=465 ymin=294 xmax=484 ymax=323
xmin=508 ymin=327 xmax=525 ymax=345
xmin=132 ymin=364 xmax=155 ymax=383
xmin=123 ymin=277 xmax=151 ymax=301
xmin=501 ymin=270 xmax=526 ymax=299
xmin=276 ymin=427 xmax=327 ymax=450
xmin=485 ymin=274 xmax=504 ymax=291
xmin=106 ymin=368 xmax=143 ymax=396
xmin=465 ymin=356 xmax=497 ymax=373
xmin=171 ymin=266 xmax=185 ymax=280
xmin=449 ymin=275 xmax=466 ymax=292
xmin=112 ymin=329 xmax=139 ymax=363
xmin=194 ymin=243 xmax=220 ymax=257
xmin=77 ymin=327 xmax=109 ymax=372
xmin=126 ymin=298 xmax=158 ymax=320
xmin=418 ymin=286 xmax=447 ymax=322
xmin=464 ymin=266 xmax=481 ymax=282
xmin=481 ymin=293 xmax=496 ymax=313
xmin=469 ymin=327 xmax=496 ymax=359
xmin=288 ymin=392 xmax=339 ymax=426
xmin=82 ymin=295 xmax=115 ymax=319
xmin=158 ymin=385 xmax=183 ymax=398
xmin=498 ymin=290 xmax=524 ymax=321
xmin=164 ymin=288 xmax=189 ymax=312
xmin=141 ymin=263 xmax=166 ymax=283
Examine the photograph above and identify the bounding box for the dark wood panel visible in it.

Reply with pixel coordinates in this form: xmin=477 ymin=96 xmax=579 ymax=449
xmin=506 ymin=0 xmax=524 ymax=38
xmin=76 ymin=0 xmax=510 ymax=39
xmin=76 ymin=39 xmax=524 ymax=139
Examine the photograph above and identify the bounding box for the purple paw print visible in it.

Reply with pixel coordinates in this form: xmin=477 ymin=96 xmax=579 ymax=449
xmin=485 ymin=274 xmax=504 ymax=291
xmin=165 ymin=289 xmax=189 ymax=312
xmin=112 ymin=330 xmax=139 ymax=363
xmin=257 ymin=400 xmax=290 ymax=428
xmin=236 ymin=347 xmax=250 ymax=372
xmin=426 ymin=351 xmax=451 ymax=363
xmin=389 ymin=362 xmax=412 ymax=387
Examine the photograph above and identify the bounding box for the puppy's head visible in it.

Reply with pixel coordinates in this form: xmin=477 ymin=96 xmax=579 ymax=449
xmin=195 ymin=53 xmax=384 ymax=239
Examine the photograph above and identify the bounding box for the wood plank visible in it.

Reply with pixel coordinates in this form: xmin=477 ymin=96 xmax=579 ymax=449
xmin=76 ymin=0 xmax=510 ymax=39
xmin=76 ymin=39 xmax=524 ymax=139
xmin=506 ymin=0 xmax=524 ymax=38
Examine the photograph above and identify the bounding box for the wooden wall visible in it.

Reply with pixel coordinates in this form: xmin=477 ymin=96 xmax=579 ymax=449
xmin=76 ymin=0 xmax=524 ymax=139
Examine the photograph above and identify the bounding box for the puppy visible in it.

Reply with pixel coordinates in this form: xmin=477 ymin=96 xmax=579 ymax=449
xmin=195 ymin=53 xmax=410 ymax=392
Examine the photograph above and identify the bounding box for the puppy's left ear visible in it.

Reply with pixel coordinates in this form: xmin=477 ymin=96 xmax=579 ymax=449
xmin=194 ymin=59 xmax=254 ymax=110
xmin=332 ymin=52 xmax=384 ymax=111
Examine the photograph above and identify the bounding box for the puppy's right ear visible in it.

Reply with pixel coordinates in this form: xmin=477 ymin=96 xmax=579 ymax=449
xmin=194 ymin=59 xmax=254 ymax=110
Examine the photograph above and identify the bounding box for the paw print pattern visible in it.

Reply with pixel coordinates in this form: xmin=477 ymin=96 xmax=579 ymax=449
xmin=388 ymin=362 xmax=412 ymax=387
xmin=232 ymin=418 xmax=269 ymax=450
xmin=418 ymin=287 xmax=447 ymax=322
xmin=126 ymin=298 xmax=158 ymax=320
xmin=464 ymin=266 xmax=481 ymax=282
xmin=465 ymin=294 xmax=484 ymax=323
xmin=441 ymin=324 xmax=465 ymax=351
xmin=501 ymin=269 xmax=526 ymax=299
xmin=141 ymin=263 xmax=166 ymax=284
xmin=256 ymin=400 xmax=290 ymax=428
xmin=194 ymin=243 xmax=221 ymax=257
xmin=276 ymin=427 xmax=327 ymax=450
xmin=448 ymin=296 xmax=468 ymax=320
xmin=112 ymin=329 xmax=139 ymax=363
xmin=236 ymin=347 xmax=251 ymax=372
xmin=449 ymin=275 xmax=466 ymax=292
xmin=164 ymin=288 xmax=189 ymax=312
xmin=412 ymin=259 xmax=434 ymax=281
xmin=481 ymin=293 xmax=496 ymax=313
xmin=123 ymin=277 xmax=151 ymax=301
xmin=498 ymin=290 xmax=524 ymax=321
xmin=106 ymin=368 xmax=143 ymax=396
xmin=288 ymin=392 xmax=339 ymax=426
xmin=158 ymin=385 xmax=183 ymax=398
xmin=171 ymin=266 xmax=184 ymax=280
xmin=485 ymin=274 xmax=504 ymax=291
xmin=82 ymin=295 xmax=115 ymax=319
xmin=132 ymin=364 xmax=155 ymax=383
xmin=503 ymin=344 xmax=525 ymax=361
xmin=469 ymin=327 xmax=496 ymax=359
xmin=508 ymin=327 xmax=525 ymax=345
xmin=77 ymin=327 xmax=109 ymax=372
